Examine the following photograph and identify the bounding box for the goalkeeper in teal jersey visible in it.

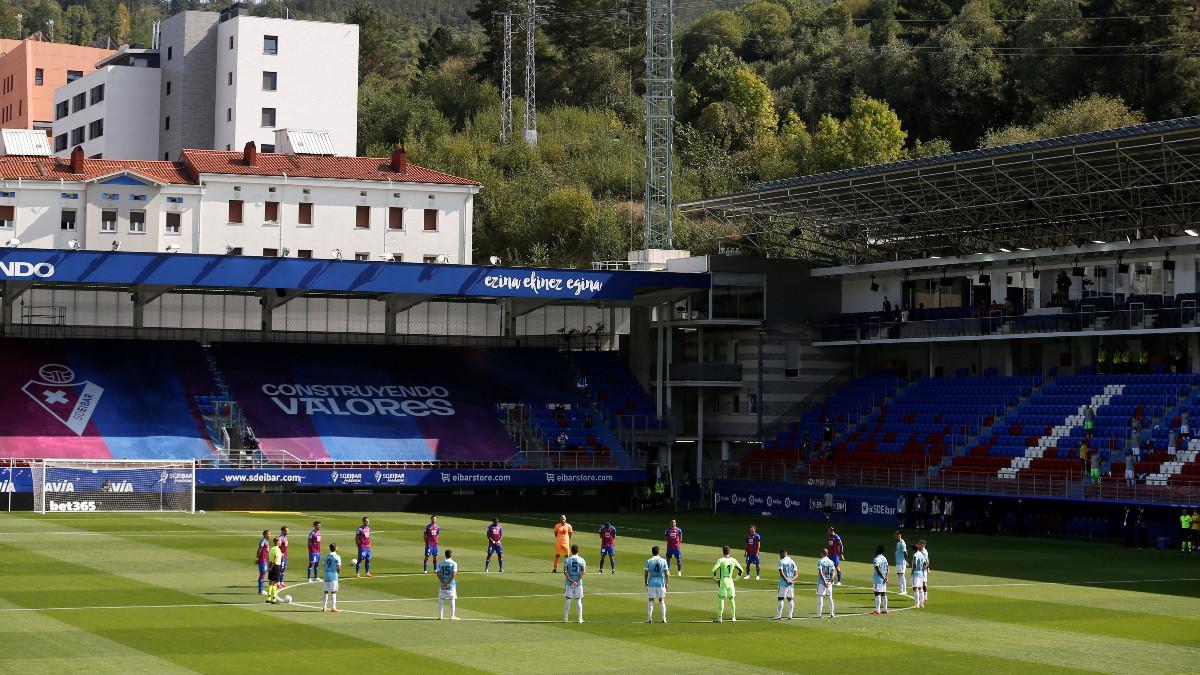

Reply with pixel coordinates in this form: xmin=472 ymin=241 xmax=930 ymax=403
xmin=711 ymin=545 xmax=744 ymax=622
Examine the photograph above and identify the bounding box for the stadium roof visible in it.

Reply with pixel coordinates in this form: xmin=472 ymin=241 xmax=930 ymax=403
xmin=678 ymin=116 xmax=1200 ymax=265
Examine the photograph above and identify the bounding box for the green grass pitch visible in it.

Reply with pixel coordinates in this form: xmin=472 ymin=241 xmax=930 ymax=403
xmin=0 ymin=510 xmax=1197 ymax=674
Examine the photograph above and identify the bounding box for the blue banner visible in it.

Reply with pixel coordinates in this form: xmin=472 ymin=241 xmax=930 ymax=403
xmin=0 ymin=467 xmax=31 ymax=493
xmin=0 ymin=249 xmax=708 ymax=301
xmin=715 ymin=479 xmax=902 ymax=525
xmin=0 ymin=467 xmax=644 ymax=492
xmin=197 ymin=467 xmax=646 ymax=488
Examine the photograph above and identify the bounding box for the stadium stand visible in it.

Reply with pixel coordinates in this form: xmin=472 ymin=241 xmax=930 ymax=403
xmin=0 ymin=338 xmax=216 ymax=459
xmin=806 ymin=374 xmax=1040 ymax=478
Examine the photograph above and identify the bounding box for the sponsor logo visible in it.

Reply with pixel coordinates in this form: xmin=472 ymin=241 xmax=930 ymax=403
xmin=330 ymin=471 xmax=362 ymax=485
xmin=105 ymin=481 xmax=134 ymax=493
xmin=45 ymin=481 xmax=76 ymax=492
xmin=0 ymin=480 xmax=13 ymax=493
xmin=748 ymin=494 xmax=763 ymax=506
xmin=218 ymin=473 xmax=302 ymax=484
xmin=22 ymin=364 xmax=103 ymax=436
xmin=783 ymin=497 xmax=793 ymax=509
xmin=49 ymin=500 xmax=97 ymax=512
xmin=375 ymin=471 xmax=406 ymax=484
xmin=861 ymin=501 xmax=898 ymax=516
xmin=482 ymin=270 xmax=604 ymax=297
xmin=809 ymin=498 xmax=847 ymax=514
xmin=0 ymin=261 xmax=55 ymax=279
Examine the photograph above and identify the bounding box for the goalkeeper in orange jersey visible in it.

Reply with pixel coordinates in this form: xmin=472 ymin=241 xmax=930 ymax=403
xmin=552 ymin=514 xmax=574 ymax=573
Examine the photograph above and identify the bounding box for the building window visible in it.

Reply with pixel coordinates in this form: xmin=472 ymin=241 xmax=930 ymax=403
xmin=130 ymin=194 xmax=147 ymax=201
xmin=298 ymin=201 xmax=312 ymax=225
xmin=297 ymin=249 xmax=312 ymax=259
xmin=60 ymin=193 xmax=79 ymax=200
xmin=261 ymin=144 xmax=274 ymax=153
xmin=88 ymin=119 xmax=104 ymax=140
xmin=228 ymin=199 xmax=244 ymax=224
xmin=388 ymin=253 xmax=401 ymax=262
xmin=227 ymin=71 xmax=233 ymax=86
xmin=67 ymin=70 xmax=83 ymax=83
xmin=165 ymin=81 xmax=171 ymax=96
xmin=264 ymin=201 xmax=279 ymax=223
xmin=60 ymin=209 xmax=77 ymax=231
xmin=355 ymin=205 xmax=370 ymax=229
xmin=261 ymin=107 xmax=276 ymax=127
xmin=229 ymin=35 xmax=234 ymax=50
xmin=354 ymin=252 xmax=369 ymax=261
xmin=165 ymin=212 xmax=181 ymax=234
xmin=90 ymin=84 xmax=105 ymax=105
xmin=263 ymin=247 xmax=278 ymax=257
xmin=164 ymin=116 xmax=170 ymax=130
xmin=102 ymin=192 xmax=118 ymax=200
xmin=262 ymin=71 xmax=277 ymax=91
xmin=228 ymin=247 xmax=243 ymax=256
xmin=423 ymin=209 xmax=438 ymax=231
xmin=226 ymin=108 xmax=232 ymax=122
xmin=34 ymin=68 xmax=44 ymax=85
xmin=72 ymin=92 xmax=87 ymax=113
xmin=264 ymin=35 xmax=278 ymax=54
xmin=167 ymin=46 xmax=173 ymax=60
xmin=164 ymin=152 xmax=170 ymax=160
xmin=388 ymin=206 xmax=404 ymax=230
xmin=70 ymin=127 xmax=85 ymax=146
xmin=55 ymin=101 xmax=68 ymax=120
xmin=166 ymin=197 xmax=184 ymax=204
xmin=423 ymin=255 xmax=438 ymax=264
xmin=129 ymin=211 xmax=146 ymax=233
xmin=0 ymin=205 xmax=13 ymax=228
xmin=101 ymin=209 xmax=117 ymax=232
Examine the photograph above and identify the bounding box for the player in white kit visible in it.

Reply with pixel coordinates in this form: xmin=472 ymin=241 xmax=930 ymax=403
xmin=774 ymin=548 xmax=798 ymax=620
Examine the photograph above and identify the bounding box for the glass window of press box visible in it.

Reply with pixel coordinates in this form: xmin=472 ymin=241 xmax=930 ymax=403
xmin=709 ymin=273 xmax=765 ymax=320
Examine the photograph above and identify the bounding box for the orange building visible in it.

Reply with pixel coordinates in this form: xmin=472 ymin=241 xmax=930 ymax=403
xmin=0 ymin=34 xmax=113 ymax=131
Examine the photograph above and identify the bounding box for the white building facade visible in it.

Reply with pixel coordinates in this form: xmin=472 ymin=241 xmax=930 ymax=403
xmin=214 ymin=13 xmax=358 ymax=155
xmin=51 ymin=53 xmax=162 ymax=160
xmin=0 ymin=141 xmax=479 ymax=264
xmin=49 ymin=4 xmax=358 ymax=161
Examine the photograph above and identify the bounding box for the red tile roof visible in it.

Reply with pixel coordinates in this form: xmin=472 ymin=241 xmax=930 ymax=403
xmin=180 ymin=150 xmax=481 ymax=187
xmin=0 ymin=156 xmax=193 ymax=185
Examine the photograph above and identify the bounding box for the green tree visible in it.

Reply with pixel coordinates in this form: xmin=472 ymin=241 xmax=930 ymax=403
xmin=418 ymin=56 xmax=497 ymax=131
xmin=1011 ymin=0 xmax=1086 ymax=115
xmin=809 ymin=95 xmax=907 ymax=172
xmin=739 ymin=0 xmax=792 ymax=60
xmin=679 ymin=11 xmax=748 ymax=73
xmin=917 ymin=0 xmax=1006 ymax=147
xmin=418 ymin=26 xmax=477 ymax=70
xmin=113 ymin=3 xmax=132 ymax=45
xmin=61 ymin=5 xmax=95 ymax=45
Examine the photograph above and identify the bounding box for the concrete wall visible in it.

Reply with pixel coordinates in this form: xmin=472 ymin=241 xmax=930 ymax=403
xmin=159 ymin=10 xmax=220 ymax=159
xmin=214 ymin=15 xmax=358 ymax=155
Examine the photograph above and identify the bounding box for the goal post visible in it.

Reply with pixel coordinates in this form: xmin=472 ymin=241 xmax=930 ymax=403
xmin=32 ymin=459 xmax=196 ymax=514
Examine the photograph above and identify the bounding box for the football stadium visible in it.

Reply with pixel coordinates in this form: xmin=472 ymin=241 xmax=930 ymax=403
xmin=3 ymin=1 xmax=1200 ymax=673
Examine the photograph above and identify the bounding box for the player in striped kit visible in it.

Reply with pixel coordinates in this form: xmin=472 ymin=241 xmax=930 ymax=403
xmin=306 ymin=521 xmax=322 ymax=582
xmin=277 ymin=526 xmax=290 ymax=589
xmin=744 ymin=524 xmax=762 ymax=580
xmin=423 ymin=516 xmax=441 ymax=574
xmin=484 ymin=517 xmax=504 ymax=573
xmin=355 ymin=517 xmax=372 ymax=578
xmin=664 ymin=520 xmax=684 ymax=576
xmin=598 ymin=522 xmax=617 ymax=573
xmin=255 ymin=529 xmax=271 ymax=596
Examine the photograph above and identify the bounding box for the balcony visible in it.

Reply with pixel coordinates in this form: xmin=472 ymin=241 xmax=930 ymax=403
xmin=668 ymin=362 xmax=743 ymax=385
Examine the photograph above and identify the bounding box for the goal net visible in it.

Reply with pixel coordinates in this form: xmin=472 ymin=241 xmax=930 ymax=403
xmin=32 ymin=460 xmax=196 ymax=513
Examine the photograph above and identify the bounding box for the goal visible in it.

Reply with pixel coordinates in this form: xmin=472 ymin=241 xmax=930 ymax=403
xmin=32 ymin=459 xmax=196 ymax=514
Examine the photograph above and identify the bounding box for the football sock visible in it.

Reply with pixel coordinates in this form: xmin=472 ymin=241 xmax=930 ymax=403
xmin=355 ymin=559 xmax=361 ymax=574
xmin=563 ymin=599 xmax=571 ymax=621
xmin=775 ymin=599 xmax=784 ymax=619
xmin=874 ymin=595 xmax=880 ymax=612
xmin=787 ymin=599 xmax=794 ymax=619
xmin=836 ymin=569 xmax=842 ymax=582
xmin=365 ymin=559 xmax=371 ymax=574
xmin=279 ymin=569 xmax=285 ymax=585
xmin=485 ymin=558 xmax=490 ymax=571
xmin=829 ymin=596 xmax=835 ymax=615
xmin=717 ymin=597 xmax=724 ymax=618
xmin=553 ymin=554 xmax=561 ymax=570
xmin=323 ymin=594 xmax=329 ymax=611
xmin=438 ymin=598 xmax=444 ymax=618
xmin=424 ymin=558 xmax=429 ymax=572
xmin=882 ymin=595 xmax=889 ymax=611
xmin=647 ymin=601 xmax=654 ymax=621
xmin=450 ymin=598 xmax=456 ymax=617
xmin=729 ymin=597 xmax=736 ymax=619
xmin=498 ymin=557 xmax=503 ymax=572
xmin=258 ymin=575 xmax=264 ymax=593
xmin=818 ymin=596 xmax=824 ymax=616
xmin=660 ymin=601 xmax=667 ymax=622
xmin=575 ymin=598 xmax=583 ymax=622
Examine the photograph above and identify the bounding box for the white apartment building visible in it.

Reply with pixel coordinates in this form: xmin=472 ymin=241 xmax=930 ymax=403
xmin=50 ymin=50 xmax=161 ymax=160
xmin=0 ymin=131 xmax=479 ymax=263
xmin=50 ymin=3 xmax=358 ymax=161
xmin=214 ymin=12 xmax=359 ymax=155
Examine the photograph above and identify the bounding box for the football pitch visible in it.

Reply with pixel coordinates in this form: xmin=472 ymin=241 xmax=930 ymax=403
xmin=0 ymin=510 xmax=1196 ymax=674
